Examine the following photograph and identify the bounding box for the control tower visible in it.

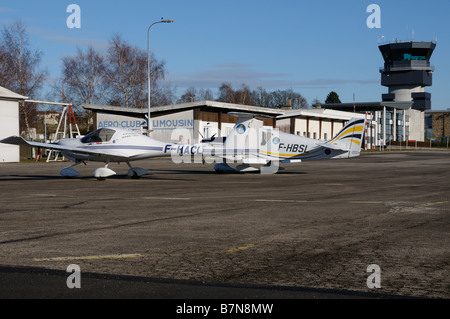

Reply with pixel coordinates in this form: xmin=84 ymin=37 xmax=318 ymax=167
xmin=379 ymin=41 xmax=436 ymax=110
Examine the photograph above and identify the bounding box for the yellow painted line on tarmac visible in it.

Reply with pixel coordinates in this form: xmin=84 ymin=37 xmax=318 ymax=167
xmin=349 ymin=201 xmax=384 ymax=204
xmin=33 ymin=253 xmax=144 ymax=262
xmin=31 ymin=194 xmax=58 ymax=197
xmin=224 ymin=244 xmax=255 ymax=253
xmin=402 ymin=201 xmax=448 ymax=211
xmin=254 ymin=199 xmax=307 ymax=203
xmin=418 ymin=201 xmax=447 ymax=208
xmin=220 ymin=181 xmax=261 ymax=184
xmin=143 ymin=197 xmax=191 ymax=200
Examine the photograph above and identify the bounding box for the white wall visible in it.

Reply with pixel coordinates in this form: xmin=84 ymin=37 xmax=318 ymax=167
xmin=151 ymin=110 xmax=194 ymax=143
xmin=407 ymin=109 xmax=425 ymax=141
xmin=0 ymin=100 xmax=20 ymax=162
xmin=293 ymin=117 xmax=345 ymax=140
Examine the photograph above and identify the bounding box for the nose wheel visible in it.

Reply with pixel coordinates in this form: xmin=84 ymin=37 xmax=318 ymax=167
xmin=94 ymin=160 xmax=116 ymax=180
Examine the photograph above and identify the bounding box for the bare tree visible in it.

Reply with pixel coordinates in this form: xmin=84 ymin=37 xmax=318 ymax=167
xmin=105 ymin=34 xmax=167 ymax=108
xmin=235 ymin=83 xmax=252 ymax=105
xmin=151 ymin=84 xmax=176 ymax=106
xmin=270 ymin=89 xmax=308 ymax=109
xmin=59 ymin=46 xmax=108 ymax=106
xmin=250 ymin=86 xmax=273 ymax=108
xmin=178 ymin=87 xmax=197 ymax=103
xmin=0 ymin=45 xmax=14 ymax=89
xmin=198 ymin=88 xmax=215 ymax=101
xmin=216 ymin=83 xmax=308 ymax=109
xmin=311 ymin=98 xmax=321 ymax=108
xmin=217 ymin=82 xmax=236 ymax=104
xmin=289 ymin=90 xmax=309 ymax=109
xmin=52 ymin=46 xmax=109 ymax=131
xmin=178 ymin=87 xmax=215 ymax=104
xmin=0 ymin=21 xmax=47 ymax=135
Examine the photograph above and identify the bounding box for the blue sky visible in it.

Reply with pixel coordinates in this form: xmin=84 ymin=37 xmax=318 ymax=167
xmin=1 ymin=0 xmax=449 ymax=109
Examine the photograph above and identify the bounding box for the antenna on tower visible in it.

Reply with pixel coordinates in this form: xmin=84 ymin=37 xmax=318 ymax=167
xmin=353 ymin=93 xmax=356 ymax=113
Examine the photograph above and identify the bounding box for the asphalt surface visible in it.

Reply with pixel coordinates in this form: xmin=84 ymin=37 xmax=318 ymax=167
xmin=0 ymin=151 xmax=448 ymax=300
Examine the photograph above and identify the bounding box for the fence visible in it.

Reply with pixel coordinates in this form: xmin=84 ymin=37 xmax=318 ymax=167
xmin=387 ymin=138 xmax=449 ymax=150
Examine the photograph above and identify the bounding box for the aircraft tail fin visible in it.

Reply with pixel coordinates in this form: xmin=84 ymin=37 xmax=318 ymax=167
xmin=325 ymin=118 xmax=366 ymax=157
xmin=223 ymin=113 xmax=263 ymax=152
xmin=209 ymin=112 xmax=266 ymax=163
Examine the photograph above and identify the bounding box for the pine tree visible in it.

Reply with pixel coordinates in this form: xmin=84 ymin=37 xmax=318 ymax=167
xmin=325 ymin=91 xmax=341 ymax=103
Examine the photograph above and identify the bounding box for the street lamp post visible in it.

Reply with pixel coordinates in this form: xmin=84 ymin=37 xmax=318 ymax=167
xmin=147 ymin=19 xmax=173 ymax=136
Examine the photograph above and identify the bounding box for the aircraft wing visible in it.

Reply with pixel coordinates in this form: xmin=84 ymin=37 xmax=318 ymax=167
xmin=1 ymin=136 xmax=72 ymax=150
xmin=0 ymin=136 xmax=132 ymax=158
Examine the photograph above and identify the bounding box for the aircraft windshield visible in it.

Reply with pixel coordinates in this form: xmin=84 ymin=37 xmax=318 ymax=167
xmin=81 ymin=128 xmax=116 ymax=143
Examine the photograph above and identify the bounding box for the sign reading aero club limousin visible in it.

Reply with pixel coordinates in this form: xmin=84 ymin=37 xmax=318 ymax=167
xmin=96 ymin=110 xmax=195 ymax=143
xmin=97 ymin=111 xmax=194 ymax=132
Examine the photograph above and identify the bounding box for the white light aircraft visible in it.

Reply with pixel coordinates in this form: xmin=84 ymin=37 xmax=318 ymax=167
xmin=205 ymin=113 xmax=367 ymax=173
xmin=0 ymin=128 xmax=202 ymax=180
xmin=0 ymin=113 xmax=366 ymax=179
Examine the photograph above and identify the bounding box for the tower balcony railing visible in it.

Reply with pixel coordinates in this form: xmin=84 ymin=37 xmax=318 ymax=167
xmin=378 ymin=38 xmax=437 ymax=46
xmin=380 ymin=63 xmax=435 ymax=73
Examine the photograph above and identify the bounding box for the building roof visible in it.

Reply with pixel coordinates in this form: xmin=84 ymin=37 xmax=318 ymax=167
xmin=425 ymin=109 xmax=450 ymax=114
xmin=320 ymin=101 xmax=413 ymax=112
xmin=0 ymin=86 xmax=28 ymax=101
xmin=277 ymin=108 xmax=366 ymax=120
xmin=83 ymin=100 xmax=285 ymax=118
xmin=83 ymin=100 xmax=412 ymax=123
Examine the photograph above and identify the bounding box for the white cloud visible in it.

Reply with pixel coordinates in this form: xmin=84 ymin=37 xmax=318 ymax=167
xmin=166 ymin=62 xmax=378 ymax=92
xmin=28 ymin=26 xmax=108 ymax=52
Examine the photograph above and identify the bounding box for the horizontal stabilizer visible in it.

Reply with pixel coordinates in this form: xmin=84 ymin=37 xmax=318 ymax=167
xmin=1 ymin=135 xmax=70 ymax=151
xmin=316 ymin=141 xmax=350 ymax=151
xmin=1 ymin=135 xmax=132 ymax=158
xmin=0 ymin=136 xmax=31 ymax=147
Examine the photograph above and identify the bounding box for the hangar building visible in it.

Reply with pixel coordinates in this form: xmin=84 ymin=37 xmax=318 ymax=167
xmin=0 ymin=86 xmax=27 ymax=162
xmin=84 ymin=101 xmax=282 ymax=144
xmin=425 ymin=109 xmax=450 ymax=140
xmin=83 ymin=100 xmax=370 ymax=146
xmin=322 ymin=101 xmax=421 ymax=147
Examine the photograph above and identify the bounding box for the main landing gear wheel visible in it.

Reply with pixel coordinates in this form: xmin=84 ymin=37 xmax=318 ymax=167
xmin=126 ymin=162 xmax=150 ymax=179
xmin=60 ymin=160 xmax=84 ymax=178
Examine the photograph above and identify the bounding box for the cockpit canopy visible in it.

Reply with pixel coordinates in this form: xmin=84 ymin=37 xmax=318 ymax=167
xmin=81 ymin=128 xmax=116 ymax=144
